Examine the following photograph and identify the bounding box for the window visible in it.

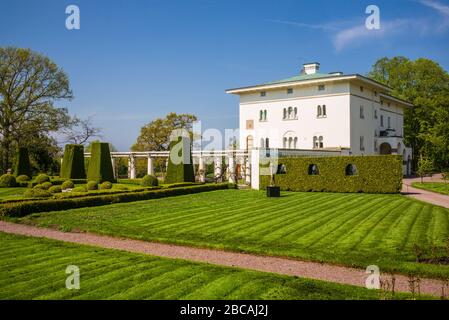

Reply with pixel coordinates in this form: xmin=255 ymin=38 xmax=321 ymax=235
xmin=288 ymin=107 xmax=293 ymax=119
xmin=294 ymin=137 xmax=298 ymax=149
xmin=317 ymin=105 xmax=322 ymax=117
xmin=283 ymin=137 xmax=287 ymax=148
xmin=319 ymin=136 xmax=324 ymax=149
xmin=288 ymin=137 xmax=293 ymax=149
xmin=360 ymin=86 xmax=364 ymax=92
xmin=374 ymin=91 xmax=378 ymax=97
xmin=265 ymin=138 xmax=269 ymax=148
xmin=284 ymin=107 xmax=297 ymax=120
xmin=308 ymin=164 xmax=320 ymax=175
xmin=388 ymin=116 xmax=391 ymax=128
xmin=294 ymin=107 xmax=298 ymax=118
xmin=360 ymin=136 xmax=365 ymax=151
xmin=374 ymin=140 xmax=378 ymax=152
xmin=318 ymin=85 xmax=325 ymax=91
xmin=264 ymin=110 xmax=267 ymax=121
xmin=345 ymin=164 xmax=358 ymax=176
xmin=259 ymin=110 xmax=263 ymax=121
xmin=260 ymin=110 xmax=267 ymax=121
xmin=283 ymin=108 xmax=287 ymax=120
xmin=287 ymin=88 xmax=293 ymax=94
xmin=374 ymin=109 xmax=378 ymax=119
xmin=380 ymin=115 xmax=384 ymax=127
xmin=360 ymin=106 xmax=365 ymax=119
xmin=260 ymin=91 xmax=266 ymax=97
xmin=260 ymin=138 xmax=265 ymax=148
xmin=322 ymin=105 xmax=327 ymax=116
xmin=313 ymin=136 xmax=324 ymax=149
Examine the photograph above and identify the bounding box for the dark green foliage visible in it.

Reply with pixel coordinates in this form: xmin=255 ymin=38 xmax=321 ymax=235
xmin=60 ymin=144 xmax=86 ymax=179
xmin=14 ymin=147 xmax=32 ymax=178
xmin=33 ymin=184 xmax=44 ymax=190
xmin=87 ymin=181 xmax=98 ymax=191
xmin=35 ymin=174 xmax=50 ymax=184
xmin=61 ymin=180 xmax=74 ymax=190
xmin=48 ymin=186 xmax=62 ymax=194
xmin=165 ymin=137 xmax=194 ymax=184
xmin=72 ymin=186 xmax=87 ymax=193
xmin=24 ymin=188 xmax=51 ymax=198
xmin=87 ymin=142 xmax=115 ymax=183
xmin=0 ymin=174 xmax=17 ymax=187
xmin=141 ymin=175 xmax=158 ymax=187
xmin=0 ymin=183 xmax=233 ymax=217
xmin=100 ymin=181 xmax=113 ymax=190
xmin=41 ymin=182 xmax=53 ymax=190
xmin=113 ymin=185 xmax=129 ymax=191
xmin=16 ymin=175 xmax=30 ymax=182
xmin=260 ymin=155 xmax=403 ymax=194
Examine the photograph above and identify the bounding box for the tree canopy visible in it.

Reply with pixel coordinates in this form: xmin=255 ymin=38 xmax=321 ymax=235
xmin=368 ymin=57 xmax=449 ymax=171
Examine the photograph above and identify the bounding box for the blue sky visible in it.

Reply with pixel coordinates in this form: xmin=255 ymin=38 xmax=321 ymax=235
xmin=1 ymin=0 xmax=449 ymax=150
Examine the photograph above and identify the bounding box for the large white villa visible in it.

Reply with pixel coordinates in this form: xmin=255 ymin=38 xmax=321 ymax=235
xmin=226 ymin=62 xmax=413 ymax=175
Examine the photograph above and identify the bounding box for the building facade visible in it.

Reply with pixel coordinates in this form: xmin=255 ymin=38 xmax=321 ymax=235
xmin=226 ymin=62 xmax=413 ymax=175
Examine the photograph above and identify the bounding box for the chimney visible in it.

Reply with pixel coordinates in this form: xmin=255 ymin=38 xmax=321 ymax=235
xmin=302 ymin=62 xmax=320 ymax=75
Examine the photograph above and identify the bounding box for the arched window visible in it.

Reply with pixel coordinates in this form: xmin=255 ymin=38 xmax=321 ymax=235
xmin=264 ymin=110 xmax=267 ymax=121
xmin=265 ymin=138 xmax=270 ymax=148
xmin=322 ymin=105 xmax=326 ymax=116
xmin=293 ymin=137 xmax=298 ymax=149
xmin=283 ymin=108 xmax=287 ymax=119
xmin=313 ymin=136 xmax=318 ymax=149
xmin=294 ymin=107 xmax=298 ymax=118
xmin=260 ymin=138 xmax=265 ymax=148
xmin=345 ymin=164 xmax=358 ymax=176
xmin=259 ymin=110 xmax=263 ymax=121
xmin=317 ymin=105 xmax=322 ymax=117
xmin=288 ymin=107 xmax=293 ymax=119
xmin=308 ymin=164 xmax=320 ymax=175
xmin=288 ymin=137 xmax=293 ymax=149
xmin=319 ymin=136 xmax=324 ymax=149
xmin=283 ymin=137 xmax=287 ymax=148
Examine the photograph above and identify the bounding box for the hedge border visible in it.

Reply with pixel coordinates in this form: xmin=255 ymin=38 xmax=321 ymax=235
xmin=0 ymin=183 xmax=235 ymax=217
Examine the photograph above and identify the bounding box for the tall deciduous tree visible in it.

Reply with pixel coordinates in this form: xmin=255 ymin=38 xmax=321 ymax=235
xmin=368 ymin=57 xmax=449 ymax=171
xmin=0 ymin=47 xmax=73 ymax=172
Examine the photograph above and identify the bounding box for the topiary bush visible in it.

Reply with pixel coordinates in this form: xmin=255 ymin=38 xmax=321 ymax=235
xmin=61 ymin=180 xmax=75 ymax=190
xmin=14 ymin=147 xmax=32 ymax=178
xmin=113 ymin=185 xmax=128 ymax=191
xmin=260 ymin=155 xmax=403 ymax=194
xmin=41 ymin=182 xmax=53 ymax=190
xmin=49 ymin=186 xmax=62 ymax=194
xmin=100 ymin=181 xmax=113 ymax=190
xmin=33 ymin=184 xmax=44 ymax=190
xmin=35 ymin=174 xmax=50 ymax=184
xmin=87 ymin=142 xmax=116 ymax=183
xmin=16 ymin=175 xmax=30 ymax=182
xmin=165 ymin=136 xmax=195 ymax=184
xmin=86 ymin=181 xmax=98 ymax=191
xmin=60 ymin=144 xmax=86 ymax=179
xmin=72 ymin=186 xmax=87 ymax=193
xmin=0 ymin=174 xmax=17 ymax=187
xmin=141 ymin=175 xmax=159 ymax=187
xmin=24 ymin=188 xmax=52 ymax=199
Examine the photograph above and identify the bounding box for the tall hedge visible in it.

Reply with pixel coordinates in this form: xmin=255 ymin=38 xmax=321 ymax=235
xmin=165 ymin=136 xmax=195 ymax=184
xmin=60 ymin=144 xmax=86 ymax=179
xmin=14 ymin=147 xmax=32 ymax=178
xmin=260 ymin=155 xmax=403 ymax=194
xmin=87 ymin=142 xmax=116 ymax=183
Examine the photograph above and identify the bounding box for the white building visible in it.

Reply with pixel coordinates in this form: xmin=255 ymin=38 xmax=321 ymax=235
xmin=226 ymin=62 xmax=413 ymax=175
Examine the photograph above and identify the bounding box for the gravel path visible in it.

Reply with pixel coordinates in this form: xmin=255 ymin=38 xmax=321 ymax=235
xmin=402 ymin=174 xmax=449 ymax=209
xmin=0 ymin=220 xmax=446 ymax=297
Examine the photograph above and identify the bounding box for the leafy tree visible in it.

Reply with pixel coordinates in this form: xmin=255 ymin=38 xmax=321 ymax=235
xmin=368 ymin=57 xmax=449 ymax=171
xmin=0 ymin=47 xmax=73 ymax=172
xmin=417 ymin=156 xmax=433 ymax=183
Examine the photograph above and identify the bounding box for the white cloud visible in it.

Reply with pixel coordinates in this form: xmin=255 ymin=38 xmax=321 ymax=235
xmin=420 ymin=0 xmax=449 ymax=17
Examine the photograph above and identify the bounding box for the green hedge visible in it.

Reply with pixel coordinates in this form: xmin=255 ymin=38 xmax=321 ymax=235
xmin=60 ymin=144 xmax=86 ymax=179
xmin=260 ymin=155 xmax=403 ymax=194
xmin=14 ymin=147 xmax=32 ymax=178
xmin=0 ymin=183 xmax=234 ymax=217
xmin=165 ymin=137 xmax=195 ymax=184
xmin=87 ymin=142 xmax=116 ymax=183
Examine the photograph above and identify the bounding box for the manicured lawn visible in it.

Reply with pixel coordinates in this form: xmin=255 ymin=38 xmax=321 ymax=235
xmin=0 ymin=187 xmax=27 ymax=201
xmin=12 ymin=190 xmax=449 ymax=279
xmin=0 ymin=232 xmax=390 ymax=300
xmin=412 ymin=182 xmax=449 ymax=196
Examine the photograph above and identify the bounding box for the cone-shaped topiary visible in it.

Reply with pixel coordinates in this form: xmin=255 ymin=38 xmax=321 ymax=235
xmin=14 ymin=147 xmax=32 ymax=178
xmin=60 ymin=144 xmax=86 ymax=179
xmin=165 ymin=136 xmax=195 ymax=184
xmin=87 ymin=142 xmax=116 ymax=183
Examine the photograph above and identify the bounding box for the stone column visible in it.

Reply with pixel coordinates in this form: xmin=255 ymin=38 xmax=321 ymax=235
xmin=214 ymin=156 xmax=222 ymax=182
xmin=245 ymin=156 xmax=252 ymax=186
xmin=111 ymin=157 xmax=116 ymax=179
xmin=147 ymin=156 xmax=154 ymax=176
xmin=228 ymin=155 xmax=236 ymax=184
xmin=198 ymin=156 xmax=206 ymax=183
xmin=128 ymin=156 xmax=136 ymax=179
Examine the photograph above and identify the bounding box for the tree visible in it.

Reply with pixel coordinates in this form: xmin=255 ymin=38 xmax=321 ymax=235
xmin=417 ymin=156 xmax=433 ymax=183
xmin=0 ymin=47 xmax=73 ymax=172
xmin=60 ymin=115 xmax=102 ymax=145
xmin=368 ymin=57 xmax=449 ymax=171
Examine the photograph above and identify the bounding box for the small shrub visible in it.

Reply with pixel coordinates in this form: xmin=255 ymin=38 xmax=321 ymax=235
xmin=49 ymin=186 xmax=62 ymax=194
xmin=72 ymin=186 xmax=87 ymax=193
xmin=35 ymin=174 xmax=50 ymax=184
xmin=33 ymin=184 xmax=44 ymax=190
xmin=24 ymin=188 xmax=52 ymax=198
xmin=41 ymin=182 xmax=53 ymax=190
xmin=141 ymin=175 xmax=159 ymax=187
xmin=100 ymin=181 xmax=113 ymax=190
xmin=0 ymin=174 xmax=17 ymax=187
xmin=61 ymin=180 xmax=75 ymax=190
xmin=113 ymin=185 xmax=128 ymax=191
xmin=16 ymin=175 xmax=30 ymax=182
xmin=86 ymin=181 xmax=98 ymax=191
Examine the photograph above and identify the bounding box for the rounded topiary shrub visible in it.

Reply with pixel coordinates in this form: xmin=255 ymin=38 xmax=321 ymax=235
xmin=72 ymin=186 xmax=87 ymax=193
xmin=0 ymin=174 xmax=17 ymax=187
xmin=100 ymin=181 xmax=113 ymax=190
xmin=49 ymin=186 xmax=62 ymax=194
xmin=61 ymin=180 xmax=75 ymax=190
xmin=33 ymin=184 xmax=44 ymax=190
xmin=16 ymin=175 xmax=30 ymax=182
xmin=141 ymin=175 xmax=159 ymax=187
xmin=86 ymin=181 xmax=98 ymax=191
xmin=35 ymin=174 xmax=50 ymax=184
xmin=24 ymin=188 xmax=52 ymax=198
xmin=41 ymin=182 xmax=53 ymax=190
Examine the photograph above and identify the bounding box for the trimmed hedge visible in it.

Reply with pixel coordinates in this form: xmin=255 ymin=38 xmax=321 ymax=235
xmin=87 ymin=142 xmax=116 ymax=183
xmin=60 ymin=144 xmax=86 ymax=179
xmin=0 ymin=183 xmax=234 ymax=217
xmin=0 ymin=174 xmax=17 ymax=187
xmin=14 ymin=147 xmax=32 ymax=178
xmin=141 ymin=175 xmax=158 ymax=187
xmin=260 ymin=155 xmax=403 ymax=194
xmin=165 ymin=137 xmax=195 ymax=184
